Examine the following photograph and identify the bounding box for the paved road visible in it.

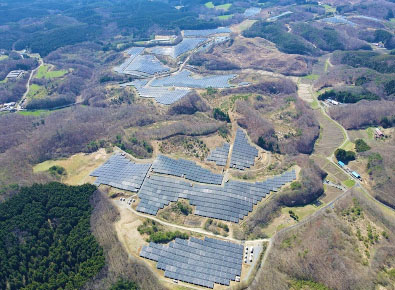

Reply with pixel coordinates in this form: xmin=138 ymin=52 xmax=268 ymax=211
xmin=18 ymin=58 xmax=43 ymax=110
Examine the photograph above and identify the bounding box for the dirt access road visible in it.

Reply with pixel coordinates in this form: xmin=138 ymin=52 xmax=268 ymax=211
xmin=18 ymin=57 xmax=43 ymax=110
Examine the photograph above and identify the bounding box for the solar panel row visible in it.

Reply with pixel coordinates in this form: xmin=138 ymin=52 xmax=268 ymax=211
xmin=183 ymin=27 xmax=231 ymax=37
xmin=150 ymin=69 xmax=235 ymax=89
xmin=130 ymin=79 xmax=190 ymax=105
xmin=244 ymin=7 xmax=262 ymax=17
xmin=152 ymin=155 xmax=223 ymax=185
xmin=230 ymin=129 xmax=259 ymax=170
xmin=137 ymin=170 xmax=297 ymax=222
xmin=207 ymin=143 xmax=230 ymax=166
xmin=151 ymin=38 xmax=206 ymax=58
xmin=140 ymin=236 xmax=243 ymax=289
xmin=115 ymin=54 xmax=170 ymax=77
xmin=90 ymin=154 xmax=151 ymax=192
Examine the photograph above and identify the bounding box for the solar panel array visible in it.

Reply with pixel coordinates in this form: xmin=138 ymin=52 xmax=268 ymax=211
xmin=244 ymin=7 xmax=262 ymax=17
xmin=140 ymin=237 xmax=243 ymax=288
xmin=323 ymin=16 xmax=356 ymax=26
xmin=115 ymin=54 xmax=170 ymax=77
xmin=130 ymin=79 xmax=190 ymax=105
xmin=137 ymin=169 xmax=296 ymax=221
xmin=90 ymin=154 xmax=151 ymax=192
xmin=207 ymin=143 xmax=230 ymax=166
xmin=152 ymin=155 xmax=223 ymax=185
xmin=126 ymin=47 xmax=145 ymax=57
xmin=151 ymin=69 xmax=235 ymax=89
xmin=151 ymin=38 xmax=206 ymax=58
xmin=183 ymin=27 xmax=231 ymax=37
xmin=230 ymin=129 xmax=258 ymax=170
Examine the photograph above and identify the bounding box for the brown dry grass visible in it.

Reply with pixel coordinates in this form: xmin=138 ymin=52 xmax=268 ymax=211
xmin=33 ymin=148 xmax=109 ymax=185
xmin=191 ymin=36 xmax=314 ymax=76
xmin=84 ymin=189 xmax=165 ymax=290
xmin=249 ymin=189 xmax=395 ymax=290
xmin=313 ymin=110 xmax=345 ymax=157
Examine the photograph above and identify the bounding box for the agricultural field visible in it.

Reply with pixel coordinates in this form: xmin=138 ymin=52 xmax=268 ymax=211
xmin=35 ymin=64 xmax=68 ymax=79
xmin=205 ymin=2 xmax=232 ymax=11
xmin=26 ymin=84 xmax=48 ymax=99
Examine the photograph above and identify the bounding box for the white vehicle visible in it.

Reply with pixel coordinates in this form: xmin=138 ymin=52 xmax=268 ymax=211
xmin=173 ymin=279 xmax=178 ymax=284
xmin=244 ymin=258 xmax=247 ymax=263
xmin=132 ymin=199 xmax=136 ymax=203
xmin=251 ymin=246 xmax=254 ymax=253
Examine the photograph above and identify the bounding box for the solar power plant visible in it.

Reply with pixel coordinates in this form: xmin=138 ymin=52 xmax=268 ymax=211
xmin=140 ymin=237 xmax=244 ymax=288
xmin=136 ymin=169 xmax=296 ymax=222
xmin=116 ymin=54 xmax=170 ymax=77
xmin=150 ymin=70 xmax=235 ymax=89
xmin=151 ymin=38 xmax=206 ymax=58
xmin=126 ymin=47 xmax=145 ymax=57
xmin=114 ymin=48 xmax=144 ymax=74
xmin=130 ymin=79 xmax=191 ymax=105
xmin=323 ymin=16 xmax=356 ymax=26
xmin=90 ymin=154 xmax=151 ymax=192
xmin=230 ymin=129 xmax=259 ymax=170
xmin=207 ymin=143 xmax=230 ymax=166
xmin=244 ymin=7 xmax=261 ymax=17
xmin=152 ymin=155 xmax=223 ymax=185
xmin=183 ymin=27 xmax=231 ymax=37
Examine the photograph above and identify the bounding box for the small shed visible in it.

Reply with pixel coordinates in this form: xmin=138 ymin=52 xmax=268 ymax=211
xmin=338 ymin=161 xmax=345 ymax=167
xmin=352 ymin=171 xmax=360 ymax=179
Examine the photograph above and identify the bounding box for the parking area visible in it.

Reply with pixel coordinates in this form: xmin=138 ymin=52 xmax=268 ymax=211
xmin=243 ymin=241 xmax=263 ymax=266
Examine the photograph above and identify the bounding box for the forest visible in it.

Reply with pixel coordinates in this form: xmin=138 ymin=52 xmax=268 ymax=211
xmin=243 ymin=21 xmax=319 ymax=56
xmin=0 ymin=183 xmax=105 ymax=290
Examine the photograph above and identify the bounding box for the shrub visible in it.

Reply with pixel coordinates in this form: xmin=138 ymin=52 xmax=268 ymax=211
xmin=48 ymin=165 xmax=66 ymax=176
xmin=148 ymin=231 xmax=188 ymax=244
xmin=290 ymin=181 xmax=302 ymax=190
xmin=335 ymin=148 xmax=356 ymax=163
xmin=213 ymin=108 xmax=230 ymax=122
xmin=110 ymin=279 xmax=138 ymax=290
xmin=355 ymin=139 xmax=371 ymax=152
xmin=176 ymin=201 xmax=192 ymax=215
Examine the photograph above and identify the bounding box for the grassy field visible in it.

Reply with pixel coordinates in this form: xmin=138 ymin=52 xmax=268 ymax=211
xmin=341 ymin=140 xmax=354 ymax=151
xmin=205 ymin=2 xmax=232 ymax=11
xmin=303 ymin=74 xmax=319 ymax=80
xmin=36 ymin=65 xmax=68 ymax=79
xmin=33 ymin=149 xmax=109 ymax=185
xmin=0 ymin=55 xmax=8 ymax=61
xmin=27 ymin=84 xmax=48 ymax=99
xmin=218 ymin=14 xmax=233 ymax=20
xmin=313 ymin=111 xmax=345 ymax=157
xmin=322 ymin=4 xmax=336 ymax=13
xmin=310 ymin=99 xmax=319 ymax=110
xmin=18 ymin=110 xmax=52 ymax=117
xmin=205 ymin=1 xmax=215 ymax=8
xmin=343 ymin=179 xmax=356 ymax=188
xmin=216 ymin=3 xmax=232 ymax=10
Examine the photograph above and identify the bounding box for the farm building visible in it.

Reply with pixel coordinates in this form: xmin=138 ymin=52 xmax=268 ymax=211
xmin=375 ymin=128 xmax=384 ymax=138
xmin=351 ymin=171 xmax=361 ymax=179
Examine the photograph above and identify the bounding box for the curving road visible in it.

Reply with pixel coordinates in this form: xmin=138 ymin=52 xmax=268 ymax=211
xmin=17 ymin=57 xmax=43 ymax=110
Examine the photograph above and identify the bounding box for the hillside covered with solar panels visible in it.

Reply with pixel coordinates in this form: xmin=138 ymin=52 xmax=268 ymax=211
xmin=112 ymin=25 xmax=248 ymax=105
xmin=3 ymin=0 xmax=394 ymax=289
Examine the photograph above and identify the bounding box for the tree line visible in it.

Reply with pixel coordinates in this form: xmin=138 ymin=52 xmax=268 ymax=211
xmin=0 ymin=182 xmax=105 ymax=290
